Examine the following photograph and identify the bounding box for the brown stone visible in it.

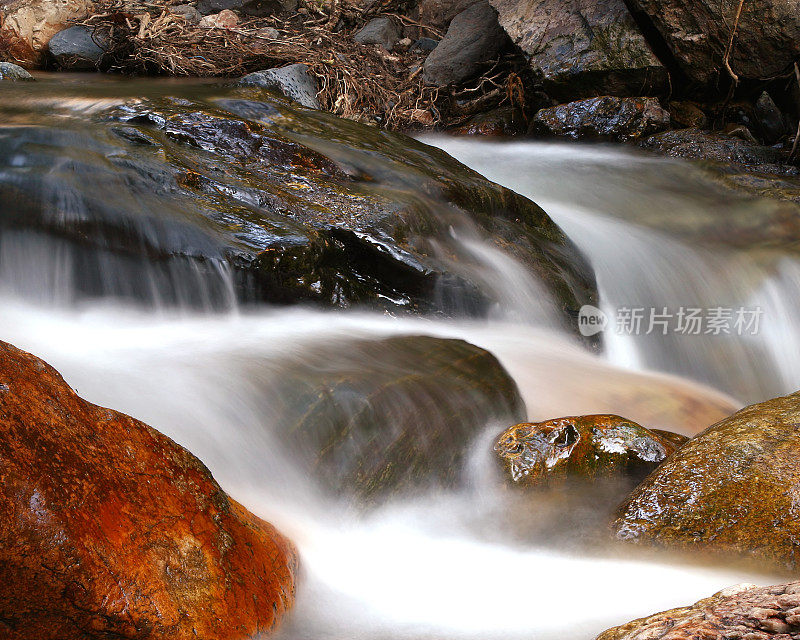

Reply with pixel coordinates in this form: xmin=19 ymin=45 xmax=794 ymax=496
xmin=0 ymin=0 xmax=92 ymax=67
xmin=668 ymin=101 xmax=708 ymax=129
xmin=597 ymin=582 xmax=800 ymax=640
xmin=0 ymin=340 xmax=297 ymax=639
xmin=613 ymin=391 xmax=800 ymax=570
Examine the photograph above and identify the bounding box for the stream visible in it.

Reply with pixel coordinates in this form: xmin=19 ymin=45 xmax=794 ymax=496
xmin=1 ymin=77 xmax=798 ymax=639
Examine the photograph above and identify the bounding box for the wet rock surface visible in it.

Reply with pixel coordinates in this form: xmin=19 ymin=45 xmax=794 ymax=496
xmin=48 ymin=25 xmax=108 ymax=70
xmin=0 ymin=339 xmax=297 ymax=639
xmin=613 ymin=390 xmax=800 ymax=569
xmin=626 ymin=0 xmax=800 ymax=87
xmin=260 ymin=334 xmax=526 ymax=500
xmin=533 ymin=96 xmax=670 ymax=141
xmin=422 ymin=1 xmax=507 ymax=87
xmin=0 ymin=79 xmax=596 ymax=325
xmin=494 ymin=414 xmax=681 ymax=486
xmin=239 ymin=63 xmax=320 ymax=108
xmin=597 ymin=582 xmax=800 ymax=640
xmin=490 ymin=0 xmax=666 ymax=100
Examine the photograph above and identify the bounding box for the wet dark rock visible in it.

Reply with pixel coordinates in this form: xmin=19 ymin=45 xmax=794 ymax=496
xmin=494 ymin=414 xmax=680 ymax=486
xmin=264 ymin=335 xmax=526 ymax=500
xmin=0 ymin=340 xmax=297 ymax=639
xmin=0 ymin=62 xmax=33 ymax=80
xmin=533 ymin=96 xmax=670 ymax=141
xmin=238 ymin=64 xmax=320 ymax=109
xmin=48 ymin=25 xmax=107 ymax=70
xmin=197 ymin=0 xmax=296 ymax=16
xmin=613 ymin=390 xmax=800 ymax=569
xmin=0 ymin=83 xmax=597 ymax=327
xmin=353 ymin=16 xmax=401 ymax=50
xmin=668 ymin=101 xmax=707 ymax=129
xmin=490 ymin=0 xmax=666 ymax=100
xmin=755 ymin=91 xmax=787 ymax=144
xmin=641 ymin=128 xmax=791 ymax=171
xmin=423 ymin=1 xmax=507 ymax=87
xmin=597 ymin=582 xmax=800 ymax=640
xmin=626 ymin=0 xmax=800 ymax=87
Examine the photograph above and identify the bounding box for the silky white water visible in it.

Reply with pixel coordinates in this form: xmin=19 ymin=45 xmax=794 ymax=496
xmin=2 ymin=120 xmax=797 ymax=637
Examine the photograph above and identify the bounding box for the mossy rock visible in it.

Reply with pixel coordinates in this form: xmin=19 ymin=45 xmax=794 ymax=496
xmin=262 ymin=334 xmax=526 ymax=501
xmin=613 ymin=390 xmax=800 ymax=569
xmin=494 ymin=414 xmax=681 ymax=486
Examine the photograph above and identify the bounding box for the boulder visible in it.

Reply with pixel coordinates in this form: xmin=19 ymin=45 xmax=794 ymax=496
xmin=48 ymin=25 xmax=107 ymax=70
xmin=198 ymin=8 xmax=239 ymax=28
xmin=0 ymin=84 xmax=597 ymax=328
xmin=423 ymin=1 xmax=507 ymax=87
xmin=0 ymin=340 xmax=297 ymax=639
xmin=197 ymin=0 xmax=296 ymax=16
xmin=414 ymin=0 xmax=480 ymax=29
xmin=667 ymin=100 xmax=708 ymax=129
xmin=239 ymin=63 xmax=320 ymax=109
xmin=494 ymin=414 xmax=681 ymax=486
xmin=613 ymin=391 xmax=800 ymax=569
xmin=532 ymin=96 xmax=670 ymax=141
xmin=262 ymin=335 xmax=525 ymax=500
xmin=0 ymin=0 xmax=92 ymax=67
xmin=490 ymin=0 xmax=666 ymax=100
xmin=626 ymin=0 xmax=800 ymax=87
xmin=450 ymin=106 xmax=527 ymax=136
xmin=0 ymin=62 xmax=33 ymax=80
xmin=353 ymin=16 xmax=401 ymax=50
xmin=597 ymin=582 xmax=800 ymax=640
xmin=641 ymin=128 xmax=790 ymax=169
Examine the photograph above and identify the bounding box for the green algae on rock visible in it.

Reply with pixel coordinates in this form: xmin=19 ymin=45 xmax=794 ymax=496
xmin=613 ymin=391 xmax=800 ymax=569
xmin=495 ymin=414 xmax=681 ymax=485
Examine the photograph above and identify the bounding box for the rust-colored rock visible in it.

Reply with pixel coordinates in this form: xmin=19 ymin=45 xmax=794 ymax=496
xmin=0 ymin=340 xmax=297 ymax=639
xmin=0 ymin=0 xmax=92 ymax=67
xmin=597 ymin=581 xmax=800 ymax=640
xmin=613 ymin=390 xmax=800 ymax=569
xmin=494 ymin=414 xmax=681 ymax=486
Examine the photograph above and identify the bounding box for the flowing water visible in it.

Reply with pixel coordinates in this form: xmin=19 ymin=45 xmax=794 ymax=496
xmin=1 ymin=77 xmax=798 ymax=639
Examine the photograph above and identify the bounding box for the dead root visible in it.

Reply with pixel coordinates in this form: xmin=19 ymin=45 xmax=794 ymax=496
xmin=77 ymin=1 xmax=527 ymax=130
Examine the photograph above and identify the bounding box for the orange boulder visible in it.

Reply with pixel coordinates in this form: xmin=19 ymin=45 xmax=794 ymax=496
xmin=0 ymin=340 xmax=297 ymax=639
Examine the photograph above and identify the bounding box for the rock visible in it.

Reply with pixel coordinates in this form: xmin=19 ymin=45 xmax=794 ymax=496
xmin=495 ymin=414 xmax=681 ymax=486
xmin=353 ymin=16 xmax=401 ymax=50
xmin=423 ymin=1 xmax=507 ymax=87
xmin=641 ymin=128 xmax=790 ymax=170
xmin=533 ymin=96 xmax=671 ymax=141
xmin=650 ymin=428 xmax=690 ymax=449
xmin=450 ymin=106 xmax=527 ymax=136
xmin=668 ymin=100 xmax=708 ymax=129
xmin=170 ymin=4 xmax=202 ymax=24
xmin=0 ymin=85 xmax=597 ymax=328
xmin=48 ymin=25 xmax=107 ymax=70
xmin=626 ymin=0 xmax=800 ymax=87
xmin=0 ymin=62 xmax=33 ymax=80
xmin=414 ymin=0 xmax=480 ymax=29
xmin=197 ymin=0 xmax=296 ymax=16
xmin=490 ymin=0 xmax=666 ymax=100
xmin=198 ymin=8 xmax=238 ymax=28
xmin=264 ymin=335 xmax=525 ymax=499
xmin=411 ymin=37 xmax=440 ymax=52
xmin=613 ymin=390 xmax=800 ymax=569
xmin=239 ymin=63 xmax=320 ymax=109
xmin=0 ymin=0 xmax=92 ymax=67
xmin=396 ymin=37 xmax=412 ymax=49
xmin=256 ymin=26 xmax=280 ymax=38
xmin=597 ymin=581 xmax=800 ymax=640
xmin=755 ymin=91 xmax=787 ymax=144
xmin=0 ymin=340 xmax=297 ymax=639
